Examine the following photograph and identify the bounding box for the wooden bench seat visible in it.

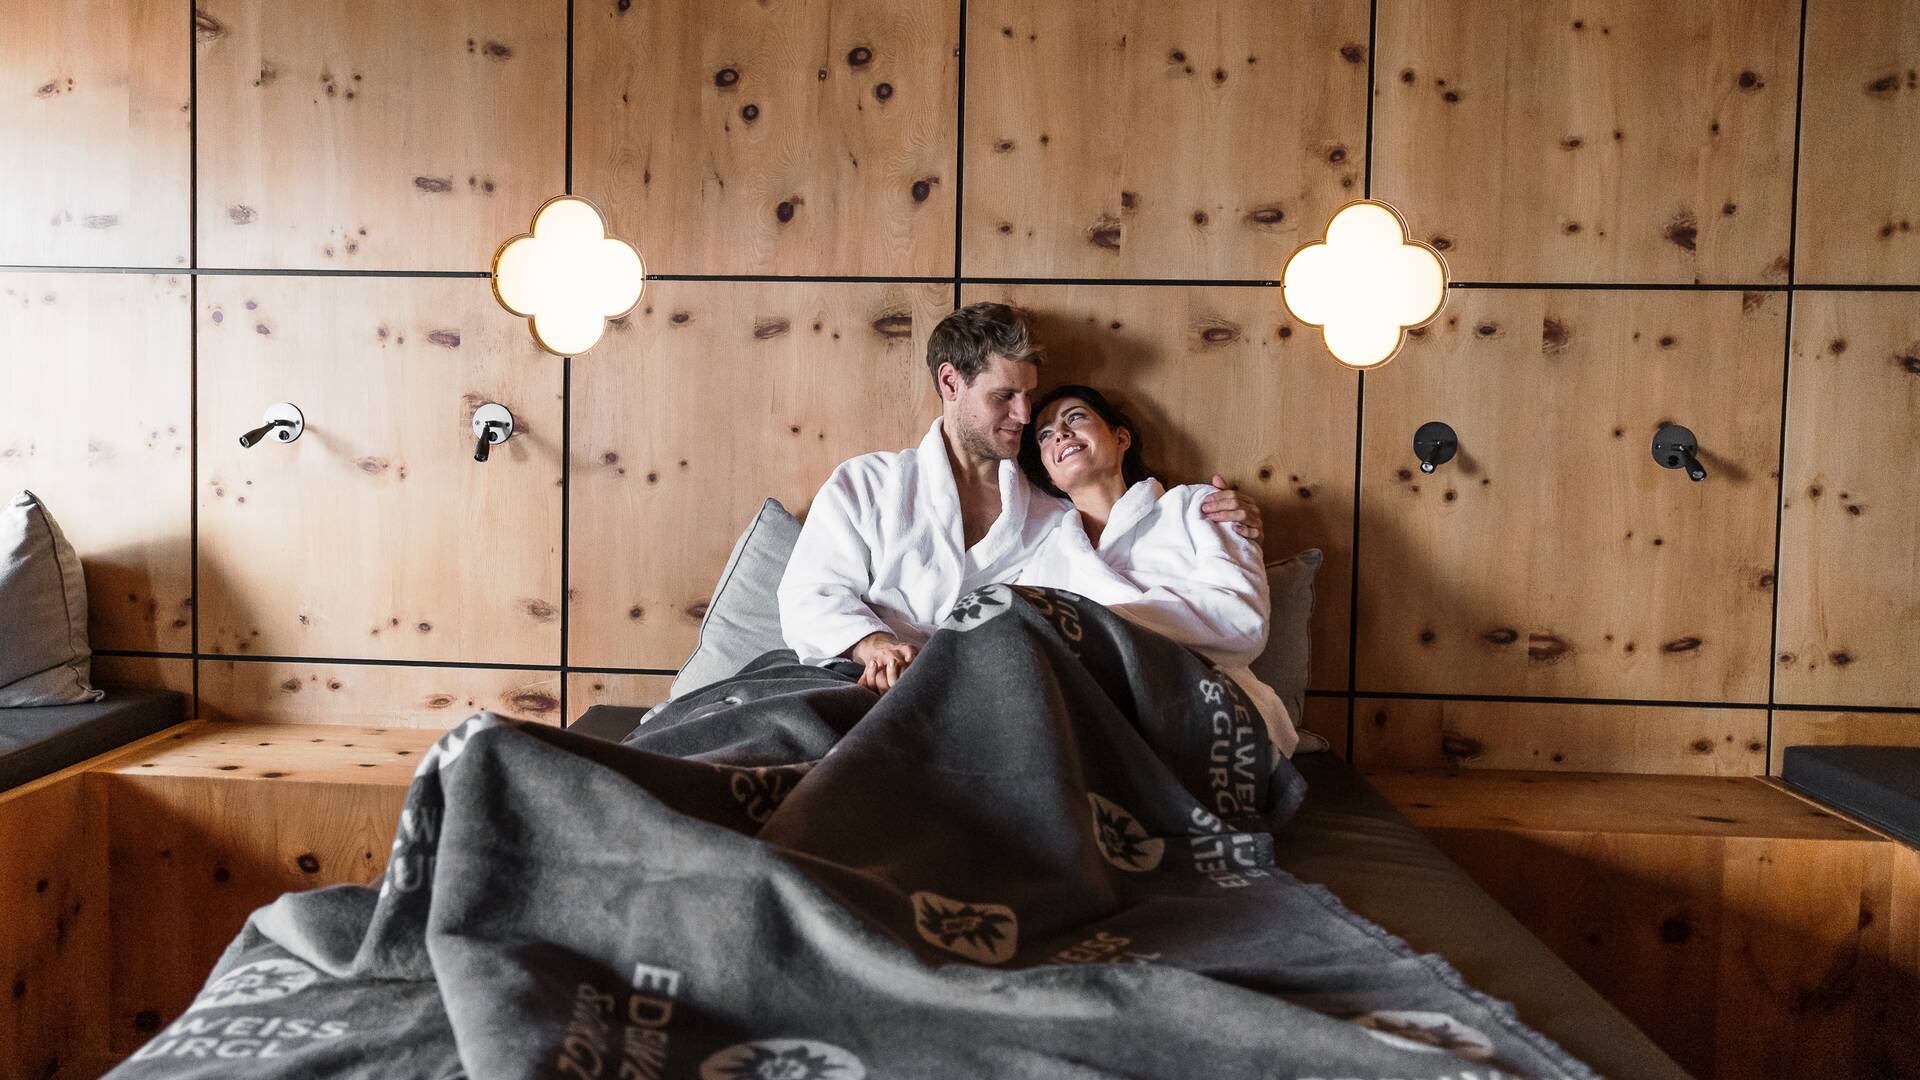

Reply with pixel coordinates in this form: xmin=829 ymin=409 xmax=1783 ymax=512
xmin=9 ymin=726 xmax=1916 ymax=1080
xmin=1367 ymin=767 xmax=1920 ymax=1080
xmin=1 ymin=721 xmax=436 ymax=1080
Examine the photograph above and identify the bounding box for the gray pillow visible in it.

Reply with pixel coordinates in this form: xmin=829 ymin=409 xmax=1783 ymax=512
xmin=668 ymin=498 xmax=801 ymax=698
xmin=0 ymin=490 xmax=103 ymax=707
xmin=1249 ymin=547 xmax=1322 ymax=742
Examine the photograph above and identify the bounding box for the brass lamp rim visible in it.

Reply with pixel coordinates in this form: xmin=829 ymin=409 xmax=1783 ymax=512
xmin=490 ymin=193 xmax=647 ymax=356
xmin=1279 ymin=197 xmax=1452 ymax=371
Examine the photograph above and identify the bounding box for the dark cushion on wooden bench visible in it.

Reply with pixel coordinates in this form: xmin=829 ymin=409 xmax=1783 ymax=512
xmin=0 ymin=687 xmax=185 ymax=792
xmin=1782 ymin=744 xmax=1920 ymax=848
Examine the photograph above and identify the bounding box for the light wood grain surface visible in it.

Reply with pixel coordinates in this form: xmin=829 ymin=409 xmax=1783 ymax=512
xmin=197 ymin=661 xmax=561 ymax=728
xmin=0 ymin=272 xmax=193 ymax=652
xmin=1355 ymin=697 xmax=1768 ymax=775
xmin=566 ymin=672 xmax=675 ymax=726
xmin=195 ymin=276 xmax=563 ymax=665
xmin=1776 ymin=291 xmax=1920 ymax=707
xmin=575 ymin=0 xmax=958 ymax=276
xmin=1357 ymin=288 xmax=1786 ymax=702
xmin=962 ymin=0 xmax=1371 ymax=279
xmin=1769 ymin=709 xmax=1920 ymax=772
xmin=194 ymin=0 xmax=565 ymax=270
xmin=568 ymin=280 xmax=946 ymax=669
xmin=1793 ymin=0 xmax=1920 ymax=284
xmin=0 ymin=0 xmax=190 ymax=267
xmin=1373 ymin=0 xmax=1800 ymax=284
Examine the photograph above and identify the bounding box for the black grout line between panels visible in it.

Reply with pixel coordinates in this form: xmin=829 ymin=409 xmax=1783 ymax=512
xmin=1348 ymin=0 xmax=1379 ymax=763
xmin=19 ymin=263 xmax=1920 ymax=293
xmin=1765 ymin=0 xmax=1814 ymax=771
xmin=953 ymin=0 xmax=967 ymax=310
xmin=188 ymin=0 xmax=201 ymax=714
xmin=559 ymin=0 xmax=575 ymax=727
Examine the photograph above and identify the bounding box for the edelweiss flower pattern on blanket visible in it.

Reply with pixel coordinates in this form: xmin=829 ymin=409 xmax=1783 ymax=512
xmin=911 ymin=890 xmax=1019 ymax=964
xmin=1351 ymin=1011 xmax=1497 ymax=1061
xmin=698 ymin=1039 xmax=866 ymax=1080
xmin=1088 ymin=792 xmax=1165 ymax=872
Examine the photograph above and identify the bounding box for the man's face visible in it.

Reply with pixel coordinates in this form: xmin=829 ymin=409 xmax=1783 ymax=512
xmin=943 ymin=354 xmax=1037 ymax=462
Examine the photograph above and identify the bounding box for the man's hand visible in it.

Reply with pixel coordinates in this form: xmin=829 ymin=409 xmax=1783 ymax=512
xmin=1199 ymin=474 xmax=1264 ymax=543
xmin=849 ymin=631 xmax=920 ymax=693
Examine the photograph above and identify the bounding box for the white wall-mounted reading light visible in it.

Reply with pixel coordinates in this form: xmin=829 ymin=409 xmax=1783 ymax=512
xmin=1281 ymin=200 xmax=1448 ymax=370
xmin=491 ymin=195 xmax=645 ymax=356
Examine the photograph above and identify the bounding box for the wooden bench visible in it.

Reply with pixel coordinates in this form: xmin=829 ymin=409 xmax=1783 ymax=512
xmin=1368 ymin=767 xmax=1920 ymax=1080
xmin=9 ymin=724 xmax=1916 ymax=1080
xmin=0 ymin=721 xmax=437 ymax=1080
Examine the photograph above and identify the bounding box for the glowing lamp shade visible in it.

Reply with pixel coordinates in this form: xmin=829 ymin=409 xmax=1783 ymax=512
xmin=491 ymin=195 xmax=645 ymax=356
xmin=1280 ymin=200 xmax=1448 ymax=370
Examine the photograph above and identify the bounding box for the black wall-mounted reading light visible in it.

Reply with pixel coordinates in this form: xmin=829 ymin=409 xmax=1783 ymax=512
xmin=1652 ymin=424 xmax=1707 ymax=482
xmin=1413 ymin=421 xmax=1458 ymax=474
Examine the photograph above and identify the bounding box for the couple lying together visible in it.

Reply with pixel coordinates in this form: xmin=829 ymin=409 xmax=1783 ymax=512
xmin=777 ymin=301 xmax=1306 ymax=757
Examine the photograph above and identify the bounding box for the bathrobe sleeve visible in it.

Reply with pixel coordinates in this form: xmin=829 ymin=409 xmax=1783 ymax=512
xmin=1050 ymin=489 xmax=1271 ymax=668
xmin=778 ymin=463 xmax=895 ymax=664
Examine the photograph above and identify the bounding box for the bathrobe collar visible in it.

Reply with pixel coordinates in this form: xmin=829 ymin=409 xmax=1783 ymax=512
xmin=1056 ymin=477 xmax=1165 ymax=554
xmin=916 ymin=417 xmax=1033 ymax=567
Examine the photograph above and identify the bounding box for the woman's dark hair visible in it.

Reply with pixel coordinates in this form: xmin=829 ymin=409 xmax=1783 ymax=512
xmin=1019 ymin=384 xmax=1153 ymax=498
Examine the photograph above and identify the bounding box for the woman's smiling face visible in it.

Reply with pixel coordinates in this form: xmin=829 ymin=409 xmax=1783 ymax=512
xmin=1033 ymin=396 xmax=1131 ymax=493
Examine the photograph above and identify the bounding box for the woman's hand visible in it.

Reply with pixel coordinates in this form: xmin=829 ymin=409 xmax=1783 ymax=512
xmin=849 ymin=631 xmax=921 ymax=693
xmin=1199 ymin=475 xmax=1264 ymax=543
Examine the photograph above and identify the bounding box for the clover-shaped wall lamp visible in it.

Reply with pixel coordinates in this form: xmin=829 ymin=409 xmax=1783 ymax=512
xmin=491 ymin=195 xmax=645 ymax=356
xmin=1280 ymin=200 xmax=1449 ymax=370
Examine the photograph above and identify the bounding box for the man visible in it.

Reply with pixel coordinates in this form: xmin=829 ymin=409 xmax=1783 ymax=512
xmin=777 ymin=302 xmax=1262 ymax=693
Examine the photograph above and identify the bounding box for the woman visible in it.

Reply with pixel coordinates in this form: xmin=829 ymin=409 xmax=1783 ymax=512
xmin=1016 ymin=385 xmax=1303 ymax=757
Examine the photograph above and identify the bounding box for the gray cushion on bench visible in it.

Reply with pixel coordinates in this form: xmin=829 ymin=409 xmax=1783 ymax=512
xmin=0 ymin=687 xmax=185 ymax=792
xmin=1782 ymin=745 xmax=1920 ymax=848
xmin=1279 ymin=754 xmax=1689 ymax=1080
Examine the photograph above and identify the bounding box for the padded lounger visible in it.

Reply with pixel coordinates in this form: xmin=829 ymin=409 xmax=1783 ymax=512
xmin=0 ymin=687 xmax=185 ymax=792
xmin=1781 ymin=744 xmax=1920 ymax=848
xmin=572 ymin=706 xmax=1689 ymax=1080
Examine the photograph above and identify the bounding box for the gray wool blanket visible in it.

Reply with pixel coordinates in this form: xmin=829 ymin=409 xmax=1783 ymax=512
xmin=109 ymin=585 xmax=1597 ymax=1080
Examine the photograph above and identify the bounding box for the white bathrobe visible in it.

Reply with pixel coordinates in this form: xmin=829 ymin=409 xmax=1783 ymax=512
xmin=778 ymin=418 xmax=1065 ymax=665
xmin=1015 ymin=478 xmax=1300 ymax=757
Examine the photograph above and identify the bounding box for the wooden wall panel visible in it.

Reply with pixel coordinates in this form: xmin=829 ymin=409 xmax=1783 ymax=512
xmin=197 ymin=661 xmax=560 ymax=728
xmin=194 ymin=0 xmax=565 ymax=271
xmin=0 ymin=273 xmax=192 ymax=652
xmin=195 ymin=276 xmax=562 ymax=665
xmin=1372 ymin=0 xmax=1801 ymax=284
xmin=1298 ymin=694 xmax=1349 ymax=760
xmin=569 ymin=281 xmax=946 ymax=669
xmin=1771 ymin=710 xmax=1920 ymax=773
xmin=964 ymin=284 xmax=1358 ymax=691
xmin=961 ymin=0 xmax=1370 ymax=280
xmin=1794 ymin=0 xmax=1920 ymax=284
xmin=1777 ymin=292 xmax=1920 ymax=707
xmin=574 ymin=0 xmax=958 ymax=276
xmin=1357 ymin=289 xmax=1785 ymax=701
xmin=566 ymin=672 xmax=675 ymax=726
xmin=92 ymin=655 xmax=195 ymax=716
xmin=1356 ymin=697 xmax=1767 ymax=775
xmin=0 ymin=777 xmax=109 ymax=1080
xmin=0 ymin=0 xmax=189 ymax=268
